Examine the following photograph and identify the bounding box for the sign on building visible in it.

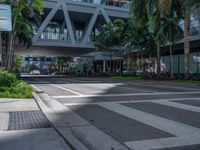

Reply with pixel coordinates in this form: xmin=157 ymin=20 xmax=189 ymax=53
xmin=0 ymin=4 xmax=12 ymax=65
xmin=0 ymin=4 xmax=12 ymax=31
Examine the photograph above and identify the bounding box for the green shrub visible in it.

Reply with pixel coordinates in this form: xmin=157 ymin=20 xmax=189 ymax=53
xmin=0 ymin=69 xmax=32 ymax=98
xmin=0 ymin=69 xmax=17 ymax=87
xmin=10 ymin=81 xmax=32 ymax=98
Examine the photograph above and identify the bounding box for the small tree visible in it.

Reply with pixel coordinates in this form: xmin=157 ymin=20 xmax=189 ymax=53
xmin=2 ymin=0 xmax=43 ymax=71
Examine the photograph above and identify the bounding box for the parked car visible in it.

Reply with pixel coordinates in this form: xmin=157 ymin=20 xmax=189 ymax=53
xmin=30 ymin=70 xmax=40 ymax=75
xmin=123 ymin=69 xmax=136 ymax=75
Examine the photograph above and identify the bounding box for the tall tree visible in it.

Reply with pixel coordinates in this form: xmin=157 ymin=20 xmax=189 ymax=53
xmin=160 ymin=1 xmax=183 ymax=79
xmin=125 ymin=18 xmax=156 ymax=72
xmin=93 ymin=19 xmax=125 ymax=73
xmin=1 ymin=0 xmax=43 ymax=71
xmin=181 ymin=0 xmax=200 ymax=79
xmin=131 ymin=0 xmax=168 ymax=77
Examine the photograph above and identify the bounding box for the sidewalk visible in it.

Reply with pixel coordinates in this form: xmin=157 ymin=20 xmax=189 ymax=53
xmin=0 ymin=98 xmax=72 ymax=150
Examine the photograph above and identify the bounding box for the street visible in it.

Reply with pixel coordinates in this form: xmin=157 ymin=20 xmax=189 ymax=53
xmin=25 ymin=77 xmax=200 ymax=150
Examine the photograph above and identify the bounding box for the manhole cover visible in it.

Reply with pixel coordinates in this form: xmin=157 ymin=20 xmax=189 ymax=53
xmin=8 ymin=110 xmax=50 ymax=130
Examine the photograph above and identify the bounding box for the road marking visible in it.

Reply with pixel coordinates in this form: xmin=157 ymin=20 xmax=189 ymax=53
xmin=99 ymin=103 xmax=200 ymax=137
xmin=98 ymin=102 xmax=200 ymax=150
xmin=154 ymin=100 xmax=200 ymax=113
xmin=52 ymin=91 xmax=200 ymax=99
xmin=50 ymin=84 xmax=83 ymax=96
xmin=125 ymin=136 xmax=200 ymax=150
xmin=63 ymin=97 xmax=200 ymax=106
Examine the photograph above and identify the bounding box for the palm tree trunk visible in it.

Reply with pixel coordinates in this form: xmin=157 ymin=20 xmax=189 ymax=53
xmin=140 ymin=51 xmax=144 ymax=72
xmin=0 ymin=32 xmax=2 ymax=67
xmin=109 ymin=51 xmax=112 ymax=73
xmin=7 ymin=35 xmax=14 ymax=70
xmin=119 ymin=51 xmax=122 ymax=75
xmin=7 ymin=16 xmax=17 ymax=71
xmin=156 ymin=40 xmax=161 ymax=78
xmin=169 ymin=44 xmax=173 ymax=79
xmin=137 ymin=51 xmax=139 ymax=70
xmin=184 ymin=14 xmax=190 ymax=80
xmin=7 ymin=35 xmax=15 ymax=71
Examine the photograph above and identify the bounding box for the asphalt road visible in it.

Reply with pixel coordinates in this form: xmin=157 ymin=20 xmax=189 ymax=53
xmin=24 ymin=77 xmax=200 ymax=150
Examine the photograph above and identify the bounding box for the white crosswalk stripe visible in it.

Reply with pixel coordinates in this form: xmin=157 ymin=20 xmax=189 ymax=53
xmin=98 ymin=101 xmax=200 ymax=150
xmin=154 ymin=100 xmax=200 ymax=113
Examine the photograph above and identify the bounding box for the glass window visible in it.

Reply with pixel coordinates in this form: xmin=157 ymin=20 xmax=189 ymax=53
xmin=190 ymin=53 xmax=198 ymax=74
xmin=198 ymin=52 xmax=200 ymax=74
xmin=173 ymin=55 xmax=179 ymax=74
xmin=162 ymin=56 xmax=170 ymax=72
xmin=179 ymin=54 xmax=184 ymax=74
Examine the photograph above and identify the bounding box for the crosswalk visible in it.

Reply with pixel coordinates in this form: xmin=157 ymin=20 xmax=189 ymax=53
xmin=65 ymin=97 xmax=200 ymax=150
xmin=31 ymin=81 xmax=200 ymax=150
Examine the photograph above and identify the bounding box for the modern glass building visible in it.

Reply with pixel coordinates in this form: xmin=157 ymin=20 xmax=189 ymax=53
xmin=15 ymin=0 xmax=129 ymax=57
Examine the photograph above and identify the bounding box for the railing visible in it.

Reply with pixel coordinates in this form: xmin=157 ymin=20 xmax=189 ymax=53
xmin=71 ymin=0 xmax=130 ymax=8
xmin=40 ymin=32 xmax=70 ymax=41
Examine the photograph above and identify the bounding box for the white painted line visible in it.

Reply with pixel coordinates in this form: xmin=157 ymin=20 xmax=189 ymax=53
xmin=50 ymin=84 xmax=83 ymax=96
xmin=154 ymin=101 xmax=200 ymax=113
xmin=119 ymin=97 xmax=200 ymax=104
xmin=125 ymin=136 xmax=200 ymax=150
xmin=63 ymin=97 xmax=200 ymax=106
xmin=99 ymin=103 xmax=200 ymax=137
xmin=52 ymin=91 xmax=200 ymax=99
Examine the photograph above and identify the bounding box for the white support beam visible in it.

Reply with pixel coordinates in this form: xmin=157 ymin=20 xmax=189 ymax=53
xmin=62 ymin=3 xmax=76 ymax=45
xmin=100 ymin=7 xmax=111 ymax=23
xmin=82 ymin=7 xmax=100 ymax=45
xmin=60 ymin=20 xmax=65 ymax=33
xmin=33 ymin=2 xmax=61 ymax=42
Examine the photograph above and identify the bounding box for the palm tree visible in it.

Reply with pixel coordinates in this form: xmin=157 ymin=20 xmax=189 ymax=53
xmin=93 ymin=19 xmax=125 ymax=74
xmin=2 ymin=0 xmax=43 ymax=71
xmin=131 ymin=0 xmax=170 ymax=77
xmin=182 ymin=0 xmax=200 ymax=79
xmin=171 ymin=0 xmax=200 ymax=79
xmin=93 ymin=23 xmax=113 ymax=73
xmin=125 ymin=18 xmax=156 ymax=73
xmin=160 ymin=1 xmax=183 ymax=79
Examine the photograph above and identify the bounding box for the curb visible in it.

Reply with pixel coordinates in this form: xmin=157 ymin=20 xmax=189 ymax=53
xmin=32 ymin=91 xmax=89 ymax=150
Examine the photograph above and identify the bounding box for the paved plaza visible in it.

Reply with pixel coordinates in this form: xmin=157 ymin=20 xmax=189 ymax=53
xmin=23 ymin=77 xmax=200 ymax=150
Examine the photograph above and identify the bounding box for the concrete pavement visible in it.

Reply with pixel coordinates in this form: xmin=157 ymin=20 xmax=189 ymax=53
xmin=25 ymin=77 xmax=200 ymax=150
xmin=0 ymin=98 xmax=72 ymax=150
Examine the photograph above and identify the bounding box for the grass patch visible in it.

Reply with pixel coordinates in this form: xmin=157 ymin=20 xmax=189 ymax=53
xmin=0 ymin=69 xmax=32 ymax=98
xmin=110 ymin=76 xmax=142 ymax=80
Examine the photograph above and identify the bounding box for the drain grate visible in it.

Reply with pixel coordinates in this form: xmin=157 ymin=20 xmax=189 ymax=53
xmin=8 ymin=110 xmax=50 ymax=130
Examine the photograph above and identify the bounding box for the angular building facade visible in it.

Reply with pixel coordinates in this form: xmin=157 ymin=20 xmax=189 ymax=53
xmin=16 ymin=0 xmax=129 ymax=57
